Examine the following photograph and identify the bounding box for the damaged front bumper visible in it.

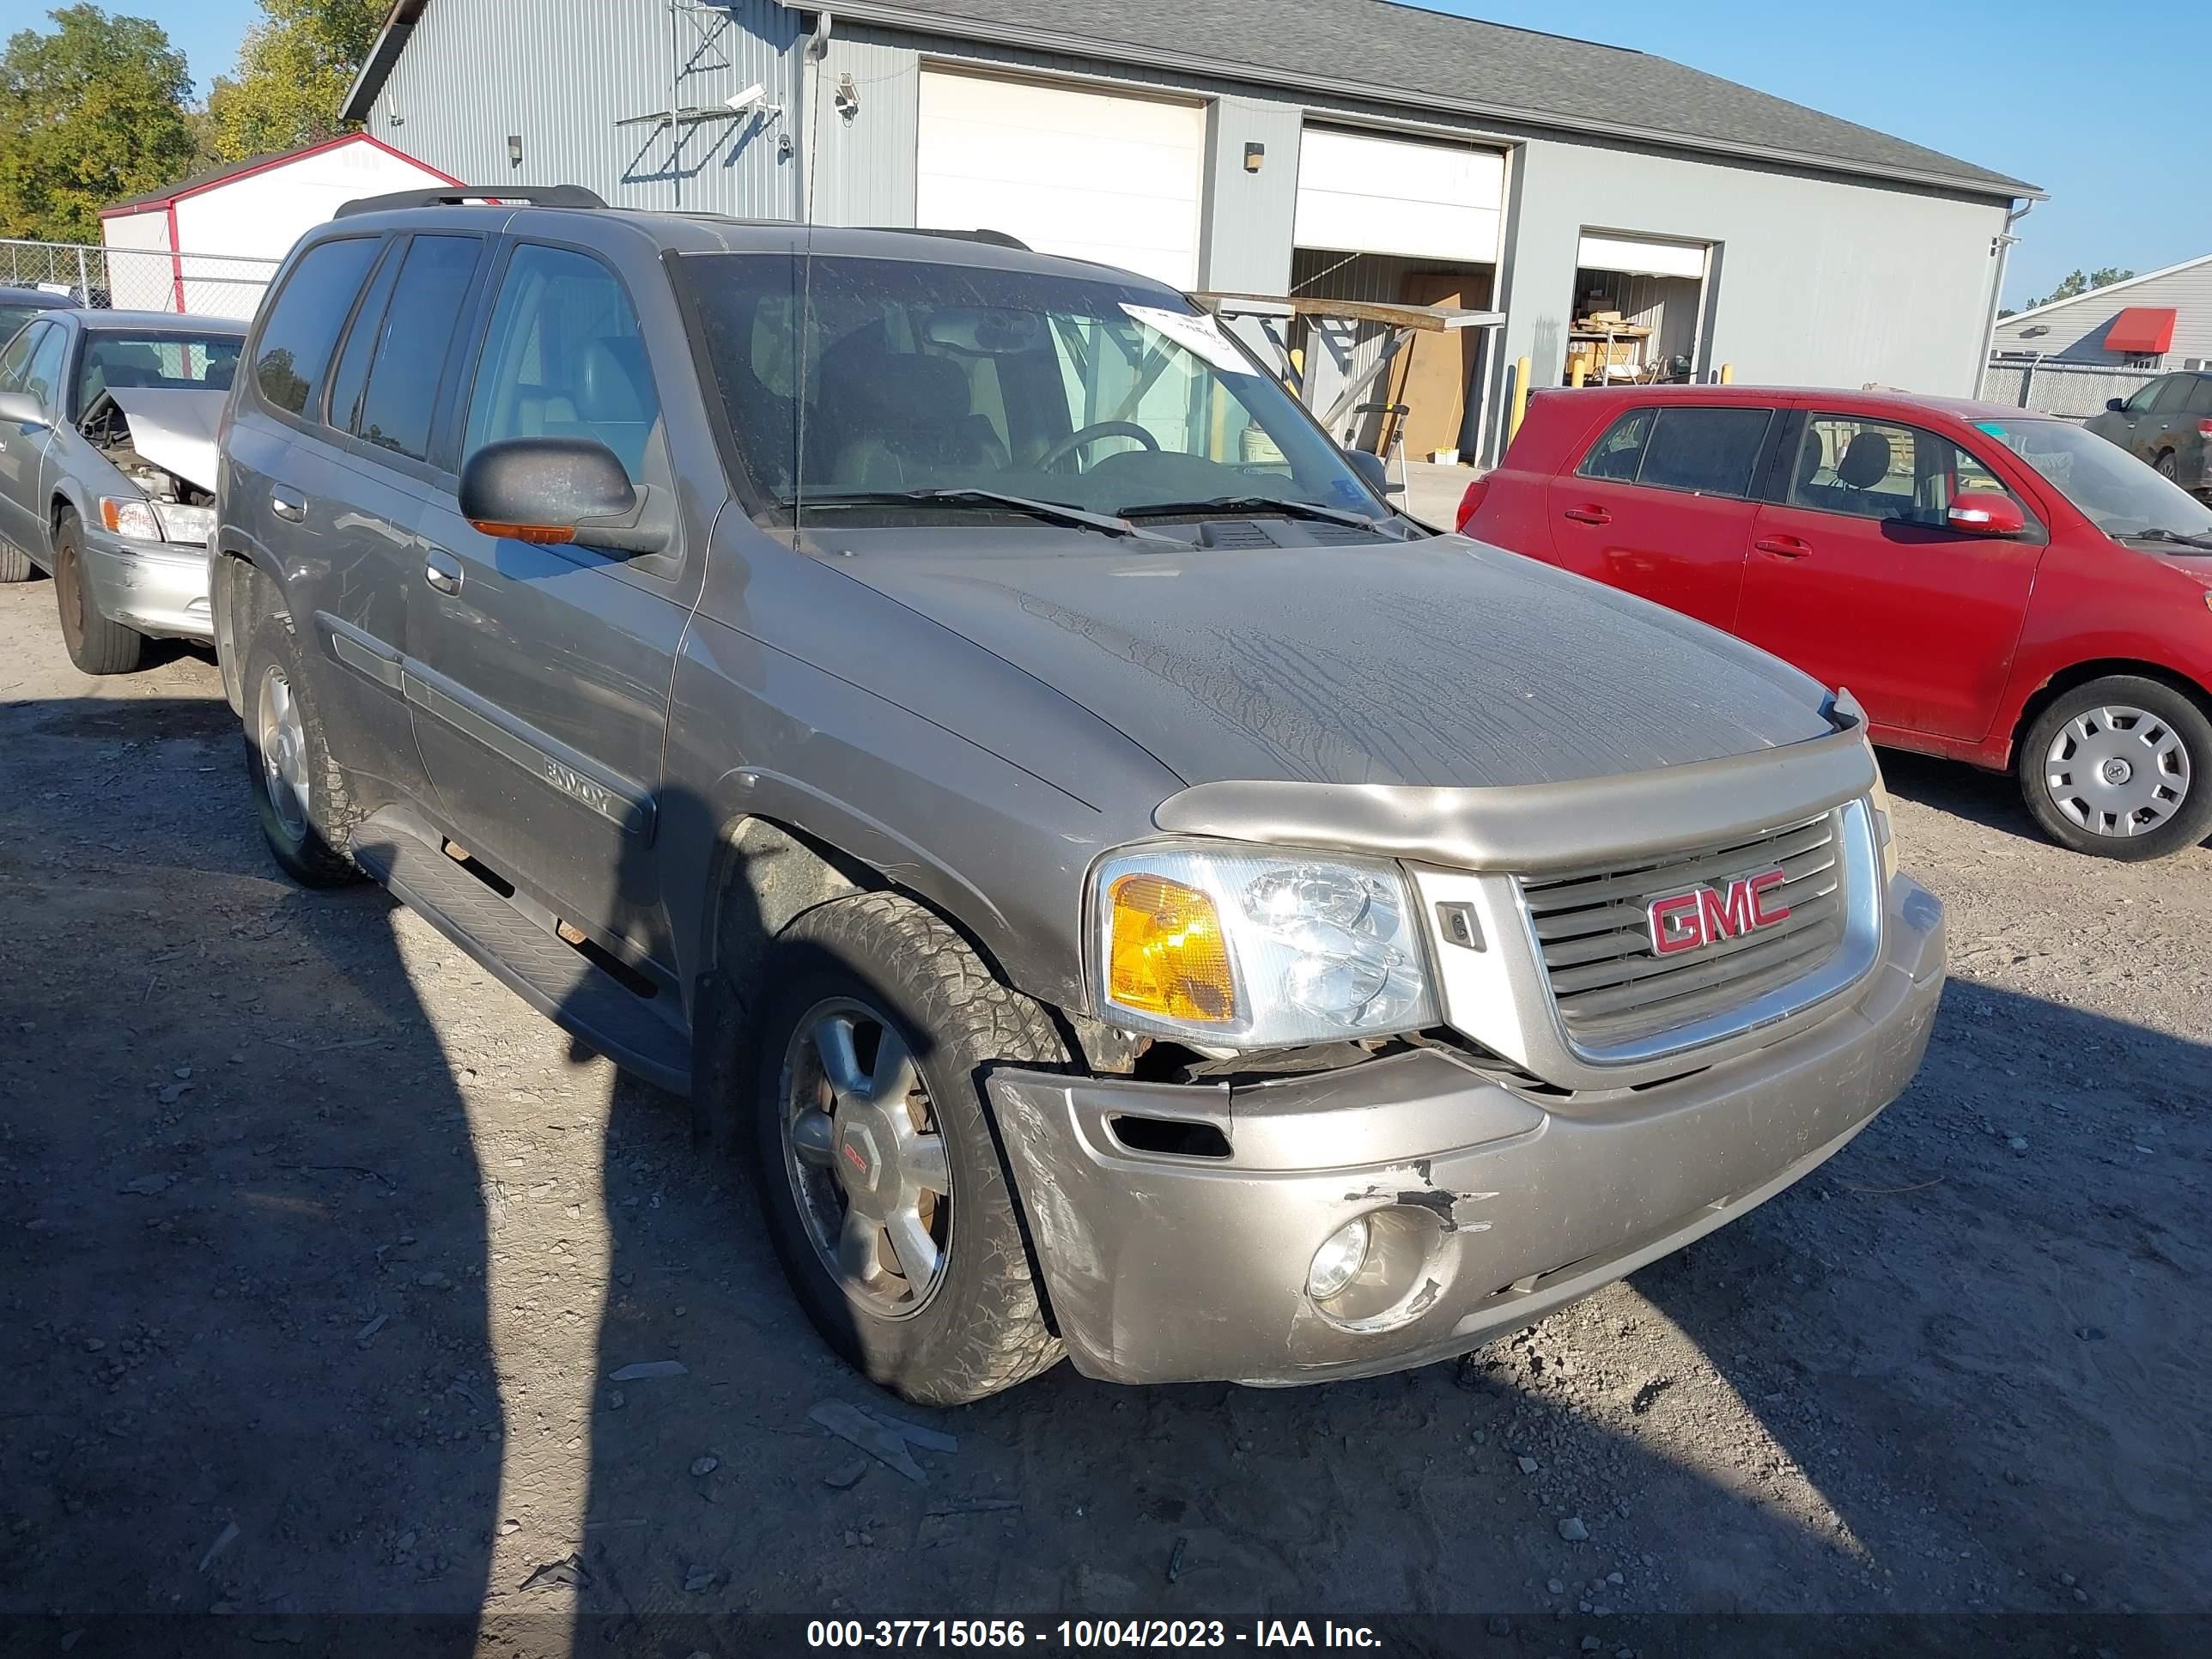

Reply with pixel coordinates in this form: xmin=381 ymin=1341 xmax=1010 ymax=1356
xmin=988 ymin=874 xmax=1945 ymax=1387
xmin=82 ymin=531 xmax=213 ymax=642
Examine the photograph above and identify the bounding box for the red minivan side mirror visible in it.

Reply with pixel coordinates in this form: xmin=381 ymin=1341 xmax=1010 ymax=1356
xmin=1947 ymin=490 xmax=2025 ymax=538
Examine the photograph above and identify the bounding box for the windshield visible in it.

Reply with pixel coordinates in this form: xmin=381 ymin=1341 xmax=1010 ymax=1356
xmin=76 ymin=331 xmax=240 ymax=414
xmin=1979 ymin=416 xmax=2212 ymax=542
xmin=682 ymin=252 xmax=1391 ymax=526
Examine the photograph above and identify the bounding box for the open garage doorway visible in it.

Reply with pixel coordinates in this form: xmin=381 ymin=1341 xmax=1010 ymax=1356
xmin=1566 ymin=231 xmax=1713 ymax=386
xmin=1290 ymin=126 xmax=1504 ymax=463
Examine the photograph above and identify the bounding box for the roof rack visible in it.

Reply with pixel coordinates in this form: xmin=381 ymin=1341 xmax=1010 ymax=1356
xmin=854 ymin=226 xmax=1030 ymax=251
xmin=335 ymin=185 xmax=609 ymax=218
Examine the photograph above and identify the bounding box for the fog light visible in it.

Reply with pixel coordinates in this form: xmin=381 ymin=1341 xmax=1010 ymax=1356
xmin=1306 ymin=1216 xmax=1371 ymax=1301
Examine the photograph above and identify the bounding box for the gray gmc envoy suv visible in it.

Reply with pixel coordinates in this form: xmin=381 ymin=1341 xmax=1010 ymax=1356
xmin=210 ymin=187 xmax=1945 ymax=1403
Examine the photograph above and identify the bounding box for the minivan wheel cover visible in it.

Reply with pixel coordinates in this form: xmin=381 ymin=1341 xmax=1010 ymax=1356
xmin=257 ymin=666 xmax=313 ymax=842
xmin=780 ymin=997 xmax=952 ymax=1319
xmin=2044 ymin=704 xmax=2191 ymax=836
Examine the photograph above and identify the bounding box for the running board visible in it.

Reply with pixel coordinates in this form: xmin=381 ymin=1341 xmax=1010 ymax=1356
xmin=350 ymin=810 xmax=691 ymax=1097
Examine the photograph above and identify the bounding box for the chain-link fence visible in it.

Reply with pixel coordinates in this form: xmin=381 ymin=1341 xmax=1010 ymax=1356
xmin=0 ymin=239 xmax=280 ymax=321
xmin=1979 ymin=355 xmax=2158 ymax=423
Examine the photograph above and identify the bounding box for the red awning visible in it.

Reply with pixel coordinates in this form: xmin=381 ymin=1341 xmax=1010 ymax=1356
xmin=2104 ymin=307 xmax=2177 ymax=355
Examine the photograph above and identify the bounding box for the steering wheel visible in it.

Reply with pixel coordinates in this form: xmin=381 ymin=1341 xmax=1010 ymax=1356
xmin=1036 ymin=420 xmax=1159 ymax=472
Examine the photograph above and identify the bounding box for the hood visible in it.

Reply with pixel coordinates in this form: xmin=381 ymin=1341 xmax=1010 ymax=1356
xmin=837 ymin=535 xmax=1836 ymax=788
xmin=104 ymin=386 xmax=223 ymax=494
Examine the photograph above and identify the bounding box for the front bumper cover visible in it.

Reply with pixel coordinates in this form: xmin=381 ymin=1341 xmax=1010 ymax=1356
xmin=988 ymin=874 xmax=1944 ymax=1387
xmin=82 ymin=533 xmax=212 ymax=642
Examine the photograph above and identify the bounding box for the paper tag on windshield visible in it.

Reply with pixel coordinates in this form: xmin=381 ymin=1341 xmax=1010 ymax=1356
xmin=1121 ymin=303 xmax=1254 ymax=375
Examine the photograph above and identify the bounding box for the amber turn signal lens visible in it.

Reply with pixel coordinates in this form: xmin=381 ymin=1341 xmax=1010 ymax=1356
xmin=468 ymin=520 xmax=575 ymax=545
xmin=1107 ymin=872 xmax=1237 ymax=1025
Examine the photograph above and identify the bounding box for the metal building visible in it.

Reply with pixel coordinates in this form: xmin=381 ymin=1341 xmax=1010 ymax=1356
xmin=343 ymin=0 xmax=2038 ymax=460
xmin=1990 ymin=254 xmax=2212 ymax=372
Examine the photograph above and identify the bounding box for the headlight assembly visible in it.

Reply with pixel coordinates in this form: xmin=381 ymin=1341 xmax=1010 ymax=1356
xmin=1091 ymin=842 xmax=1437 ymax=1048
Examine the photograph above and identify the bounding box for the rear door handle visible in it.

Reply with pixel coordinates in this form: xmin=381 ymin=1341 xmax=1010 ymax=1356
xmin=1562 ymin=505 xmax=1612 ymax=526
xmin=271 ymin=487 xmax=306 ymax=522
xmin=424 ymin=549 xmax=463 ymax=594
xmin=1754 ymin=535 xmax=1812 ymax=559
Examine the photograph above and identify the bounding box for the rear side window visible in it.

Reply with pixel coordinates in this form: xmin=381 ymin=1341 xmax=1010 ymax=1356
xmin=2190 ymin=378 xmax=2212 ymax=416
xmin=354 ymin=234 xmax=482 ymax=463
xmin=323 ymin=242 xmax=404 ymax=435
xmin=463 ymin=244 xmax=663 ymax=484
xmin=253 ymin=237 xmax=380 ymax=417
xmin=2150 ymin=375 xmax=2196 ymax=414
xmin=1582 ymin=405 xmax=1771 ymax=497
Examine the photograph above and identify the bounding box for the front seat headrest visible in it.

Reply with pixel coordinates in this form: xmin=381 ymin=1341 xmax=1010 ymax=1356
xmin=1838 ymin=429 xmax=1893 ymax=491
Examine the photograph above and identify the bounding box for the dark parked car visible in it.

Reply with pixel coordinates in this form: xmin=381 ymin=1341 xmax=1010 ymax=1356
xmin=1461 ymin=384 xmax=2212 ymax=860
xmin=0 ymin=308 xmax=243 ymax=671
xmin=0 ymin=283 xmax=81 ymax=347
xmin=2085 ymin=369 xmax=2212 ymax=499
xmin=210 ymin=188 xmax=1942 ymax=1402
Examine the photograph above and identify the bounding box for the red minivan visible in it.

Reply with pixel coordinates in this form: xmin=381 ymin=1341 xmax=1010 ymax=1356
xmin=1461 ymin=386 xmax=2212 ymax=860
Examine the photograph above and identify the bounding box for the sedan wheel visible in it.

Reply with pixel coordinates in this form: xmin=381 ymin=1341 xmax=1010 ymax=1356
xmin=780 ymin=996 xmax=954 ymax=1318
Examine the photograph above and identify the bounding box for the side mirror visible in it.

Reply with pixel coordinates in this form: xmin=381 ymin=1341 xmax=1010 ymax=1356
xmin=2106 ymin=398 xmax=2127 ymax=413
xmin=1947 ymin=490 xmax=2025 ymax=538
xmin=1342 ymin=447 xmax=1402 ymax=497
xmin=458 ymin=435 xmax=663 ymax=553
xmin=0 ymin=390 xmax=51 ymax=429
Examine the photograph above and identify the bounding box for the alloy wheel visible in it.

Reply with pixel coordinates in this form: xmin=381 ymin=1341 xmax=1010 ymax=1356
xmin=779 ymin=997 xmax=953 ymax=1318
xmin=2043 ymin=704 xmax=2191 ymax=838
xmin=256 ymin=665 xmax=313 ymax=842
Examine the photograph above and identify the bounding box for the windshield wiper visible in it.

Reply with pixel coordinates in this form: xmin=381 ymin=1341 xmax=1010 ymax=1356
xmin=796 ymin=488 xmax=1174 ymax=542
xmin=1121 ymin=495 xmax=1386 ymax=529
xmin=2124 ymin=526 xmax=2212 ymax=552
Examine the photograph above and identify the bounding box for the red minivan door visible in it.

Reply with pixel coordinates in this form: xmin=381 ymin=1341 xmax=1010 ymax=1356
xmin=1544 ymin=402 xmax=1776 ymax=630
xmin=1735 ymin=410 xmax=2043 ymax=743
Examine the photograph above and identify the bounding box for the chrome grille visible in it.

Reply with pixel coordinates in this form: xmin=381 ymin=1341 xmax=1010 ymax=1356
xmin=1518 ymin=811 xmax=1849 ymax=1053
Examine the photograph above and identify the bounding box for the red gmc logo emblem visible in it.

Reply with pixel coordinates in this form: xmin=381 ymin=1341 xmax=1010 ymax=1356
xmin=1646 ymin=870 xmax=1790 ymax=957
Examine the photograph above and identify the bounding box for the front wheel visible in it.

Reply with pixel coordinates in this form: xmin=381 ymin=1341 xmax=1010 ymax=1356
xmin=2019 ymin=676 xmax=2212 ymax=860
xmin=54 ymin=512 xmax=144 ymax=675
xmin=749 ymin=891 xmax=1066 ymax=1403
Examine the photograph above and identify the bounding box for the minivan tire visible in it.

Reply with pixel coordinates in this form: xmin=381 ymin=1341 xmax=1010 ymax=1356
xmin=53 ymin=511 xmax=144 ymax=675
xmin=2019 ymin=675 xmax=2212 ymax=860
xmin=749 ymin=891 xmax=1066 ymax=1404
xmin=241 ymin=602 xmax=364 ymax=887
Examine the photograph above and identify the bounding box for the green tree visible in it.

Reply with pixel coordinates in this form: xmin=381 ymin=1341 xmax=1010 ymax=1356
xmin=2021 ymin=266 xmax=2136 ymax=312
xmin=205 ymin=0 xmax=383 ymax=162
xmin=0 ymin=6 xmax=197 ymax=243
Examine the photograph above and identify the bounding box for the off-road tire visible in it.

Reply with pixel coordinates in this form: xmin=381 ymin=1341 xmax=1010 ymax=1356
xmin=0 ymin=538 xmax=32 ymax=583
xmin=241 ymin=599 xmax=365 ymax=887
xmin=2019 ymin=675 xmax=2212 ymax=861
xmin=749 ymin=891 xmax=1066 ymax=1404
xmin=53 ymin=511 xmax=143 ymax=675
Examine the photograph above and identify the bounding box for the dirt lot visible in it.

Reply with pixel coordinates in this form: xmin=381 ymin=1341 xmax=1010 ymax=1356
xmin=1 ymin=576 xmax=2207 ymax=1649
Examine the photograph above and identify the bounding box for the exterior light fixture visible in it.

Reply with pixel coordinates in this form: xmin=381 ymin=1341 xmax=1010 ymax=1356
xmin=507 ymin=134 xmax=523 ymax=167
xmin=1243 ymin=142 xmax=1265 ymax=173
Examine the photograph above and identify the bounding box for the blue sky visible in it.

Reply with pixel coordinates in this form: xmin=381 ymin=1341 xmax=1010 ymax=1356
xmin=94 ymin=0 xmax=2210 ymax=308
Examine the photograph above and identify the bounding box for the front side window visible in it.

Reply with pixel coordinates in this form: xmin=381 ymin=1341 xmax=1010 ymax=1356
xmin=464 ymin=244 xmax=664 ymax=484
xmin=76 ymin=331 xmax=241 ymax=411
xmin=253 ymin=236 xmax=381 ymax=418
xmin=680 ymin=252 xmax=1391 ymax=525
xmin=22 ymin=324 xmax=67 ymax=417
xmin=2121 ymin=378 xmax=2167 ymax=415
xmin=0 ymin=321 xmax=48 ymax=396
xmin=353 ymin=234 xmax=481 ymax=463
xmin=1788 ymin=413 xmax=2027 ymax=528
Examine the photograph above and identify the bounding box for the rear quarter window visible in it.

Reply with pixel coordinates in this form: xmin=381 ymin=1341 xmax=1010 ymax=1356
xmin=252 ymin=237 xmax=381 ymax=418
xmin=1575 ymin=404 xmax=1773 ymax=497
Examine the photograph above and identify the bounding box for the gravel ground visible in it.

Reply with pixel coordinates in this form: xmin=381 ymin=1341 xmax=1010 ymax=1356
xmin=0 ymin=577 xmax=2206 ymax=1644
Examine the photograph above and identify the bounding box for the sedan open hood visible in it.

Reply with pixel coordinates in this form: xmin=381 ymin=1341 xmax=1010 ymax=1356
xmin=104 ymin=386 xmax=223 ymax=495
xmin=838 ymin=535 xmax=1838 ymax=790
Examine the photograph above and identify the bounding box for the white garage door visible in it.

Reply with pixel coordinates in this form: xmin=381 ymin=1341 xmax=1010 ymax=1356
xmin=1293 ymin=128 xmax=1504 ymax=263
xmin=916 ymin=70 xmax=1206 ymax=289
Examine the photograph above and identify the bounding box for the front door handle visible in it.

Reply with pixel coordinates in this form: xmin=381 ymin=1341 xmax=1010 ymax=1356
xmin=424 ymin=549 xmax=464 ymax=594
xmin=271 ymin=487 xmax=306 ymax=522
xmin=1562 ymin=504 xmax=1612 ymax=526
xmin=1754 ymin=534 xmax=1813 ymax=560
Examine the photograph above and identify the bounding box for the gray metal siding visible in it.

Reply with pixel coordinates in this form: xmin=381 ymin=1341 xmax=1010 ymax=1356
xmin=1990 ymin=258 xmax=2212 ymax=367
xmin=371 ymin=0 xmax=801 ymax=218
xmin=806 ymin=33 xmax=920 ymax=225
xmin=1200 ymin=97 xmax=1301 ymax=293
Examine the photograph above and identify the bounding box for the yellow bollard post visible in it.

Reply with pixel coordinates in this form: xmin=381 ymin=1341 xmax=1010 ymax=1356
xmin=1569 ymin=357 xmax=1588 ymax=389
xmin=1510 ymin=356 xmax=1532 ymax=441
xmin=1718 ymin=362 xmax=1734 ymax=385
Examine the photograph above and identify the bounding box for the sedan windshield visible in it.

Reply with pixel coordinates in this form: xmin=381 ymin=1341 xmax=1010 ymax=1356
xmin=681 ymin=252 xmax=1394 ymax=529
xmin=1981 ymin=416 xmax=2212 ymax=543
xmin=76 ymin=331 xmax=241 ymax=414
